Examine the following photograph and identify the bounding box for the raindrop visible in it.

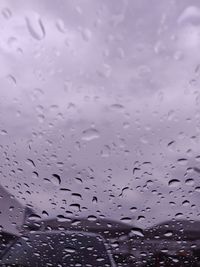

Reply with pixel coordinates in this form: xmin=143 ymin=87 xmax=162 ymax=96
xmin=182 ymin=200 xmax=190 ymax=206
xmin=0 ymin=130 xmax=8 ymax=135
xmin=32 ymin=171 xmax=39 ymax=179
xmin=87 ymin=215 xmax=97 ymax=221
xmin=130 ymin=207 xmax=137 ymax=212
xmin=178 ymin=6 xmax=200 ymax=25
xmin=193 ymin=167 xmax=200 ymax=173
xmin=42 ymin=210 xmax=49 ymax=217
xmin=119 ymin=187 xmax=129 ymax=197
xmin=133 ymin=167 xmax=140 ymax=175
xmin=168 ymin=179 xmax=181 ymax=187
xmin=69 ymin=203 xmax=80 ymax=212
xmin=120 ymin=217 xmax=132 ymax=223
xmin=185 ymin=178 xmax=194 ymax=186
xmin=195 ymin=186 xmax=200 ymax=192
xmin=130 ymin=227 xmax=144 ymax=237
xmin=55 ymin=19 xmax=66 ymax=33
xmin=177 ymin=158 xmax=188 ymax=166
xmin=81 ymin=28 xmax=92 ymax=42
xmin=64 ymin=248 xmax=76 ymax=253
xmin=71 ymin=193 xmax=82 ymax=200
xmin=81 ymin=128 xmax=100 ymax=141
xmin=51 ymin=174 xmax=61 ymax=186
xmin=28 ymin=214 xmax=41 ymax=221
xmin=100 ymin=145 xmax=111 ymax=157
xmin=7 ymin=74 xmax=17 ymax=85
xmin=167 ymin=140 xmax=175 ymax=148
xmin=164 ymin=231 xmax=173 ymax=237
xmin=57 ymin=215 xmax=68 ymax=222
xmin=175 ymin=212 xmax=183 ymax=219
xmin=92 ymin=196 xmax=98 ymax=203
xmin=25 ymin=13 xmax=45 ymax=40
xmin=2 ymin=7 xmax=12 ymax=19
xmin=110 ymin=103 xmax=124 ymax=111
xmin=26 ymin=158 xmax=36 ymax=168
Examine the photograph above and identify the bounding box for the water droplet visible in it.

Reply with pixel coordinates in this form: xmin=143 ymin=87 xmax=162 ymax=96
xmin=164 ymin=231 xmax=173 ymax=237
xmin=81 ymin=28 xmax=92 ymax=42
xmin=195 ymin=186 xmax=200 ymax=192
xmin=57 ymin=215 xmax=68 ymax=222
xmin=87 ymin=215 xmax=97 ymax=221
xmin=130 ymin=227 xmax=144 ymax=237
xmin=2 ymin=7 xmax=12 ymax=19
xmin=168 ymin=179 xmax=181 ymax=187
xmin=110 ymin=103 xmax=124 ymax=111
xmin=26 ymin=158 xmax=36 ymax=168
xmin=51 ymin=174 xmax=61 ymax=186
xmin=185 ymin=178 xmax=194 ymax=186
xmin=175 ymin=212 xmax=183 ymax=219
xmin=55 ymin=19 xmax=66 ymax=33
xmin=119 ymin=187 xmax=129 ymax=197
xmin=177 ymin=158 xmax=188 ymax=166
xmin=71 ymin=193 xmax=82 ymax=201
xmin=0 ymin=130 xmax=8 ymax=135
xmin=178 ymin=6 xmax=200 ymax=25
xmin=81 ymin=128 xmax=100 ymax=141
xmin=193 ymin=167 xmax=200 ymax=173
xmin=25 ymin=13 xmax=45 ymax=40
xmin=92 ymin=196 xmax=98 ymax=203
xmin=32 ymin=171 xmax=39 ymax=179
xmin=100 ymin=145 xmax=111 ymax=157
xmin=69 ymin=203 xmax=80 ymax=212
xmin=64 ymin=248 xmax=76 ymax=253
xmin=130 ymin=207 xmax=137 ymax=212
xmin=28 ymin=214 xmax=41 ymax=221
xmin=120 ymin=217 xmax=132 ymax=223
xmin=42 ymin=210 xmax=49 ymax=217
xmin=182 ymin=200 xmax=190 ymax=206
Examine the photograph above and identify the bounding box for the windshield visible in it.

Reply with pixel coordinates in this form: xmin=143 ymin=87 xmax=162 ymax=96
xmin=0 ymin=0 xmax=200 ymax=266
xmin=1 ymin=232 xmax=113 ymax=267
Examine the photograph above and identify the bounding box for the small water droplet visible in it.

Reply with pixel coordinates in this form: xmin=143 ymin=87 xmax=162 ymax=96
xmin=2 ymin=7 xmax=12 ymax=19
xmin=81 ymin=28 xmax=92 ymax=41
xmin=87 ymin=215 xmax=97 ymax=221
xmin=164 ymin=231 xmax=173 ymax=237
xmin=195 ymin=186 xmax=200 ymax=192
xmin=92 ymin=196 xmax=98 ymax=203
xmin=110 ymin=103 xmax=124 ymax=111
xmin=120 ymin=217 xmax=132 ymax=223
xmin=64 ymin=248 xmax=76 ymax=253
xmin=81 ymin=128 xmax=100 ymax=141
xmin=32 ymin=171 xmax=39 ymax=179
xmin=0 ymin=129 xmax=8 ymax=135
xmin=55 ymin=19 xmax=66 ymax=33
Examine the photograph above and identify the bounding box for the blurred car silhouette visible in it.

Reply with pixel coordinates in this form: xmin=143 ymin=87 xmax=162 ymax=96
xmin=0 ymin=230 xmax=116 ymax=267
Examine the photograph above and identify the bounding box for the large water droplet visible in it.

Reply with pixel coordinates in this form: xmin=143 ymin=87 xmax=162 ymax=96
xmin=168 ymin=179 xmax=181 ymax=187
xmin=51 ymin=174 xmax=61 ymax=186
xmin=25 ymin=13 xmax=45 ymax=40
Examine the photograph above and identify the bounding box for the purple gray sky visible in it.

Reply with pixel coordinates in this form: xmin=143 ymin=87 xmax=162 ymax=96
xmin=0 ymin=0 xmax=200 ymax=229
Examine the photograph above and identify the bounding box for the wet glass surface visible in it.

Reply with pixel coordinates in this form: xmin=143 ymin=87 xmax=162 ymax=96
xmin=0 ymin=0 xmax=200 ymax=266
